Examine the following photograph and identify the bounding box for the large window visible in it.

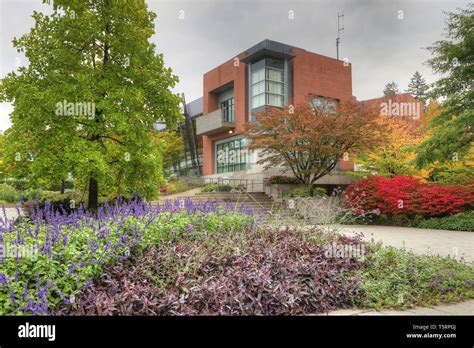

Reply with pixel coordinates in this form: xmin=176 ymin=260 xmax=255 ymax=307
xmin=215 ymin=138 xmax=249 ymax=173
xmin=220 ymin=97 xmax=234 ymax=123
xmin=251 ymin=58 xmax=285 ymax=109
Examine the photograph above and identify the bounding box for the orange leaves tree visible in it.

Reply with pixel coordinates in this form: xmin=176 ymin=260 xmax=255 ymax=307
xmin=352 ymin=115 xmax=424 ymax=178
xmin=245 ymin=100 xmax=381 ymax=187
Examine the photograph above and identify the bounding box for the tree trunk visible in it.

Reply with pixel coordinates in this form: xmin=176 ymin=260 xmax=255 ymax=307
xmin=88 ymin=176 xmax=98 ymax=211
xmin=60 ymin=180 xmax=65 ymax=195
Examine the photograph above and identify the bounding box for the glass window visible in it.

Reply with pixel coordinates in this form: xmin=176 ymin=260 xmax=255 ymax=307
xmin=265 ymin=58 xmax=285 ymax=70
xmin=267 ymin=81 xmax=284 ymax=94
xmin=215 ymin=138 xmax=249 ymax=174
xmin=252 ymin=94 xmax=265 ymax=108
xmin=266 ymin=68 xmax=283 ymax=82
xmin=267 ymin=94 xmax=283 ymax=107
xmin=220 ymin=97 xmax=234 ymax=123
xmin=251 ymin=81 xmax=265 ymax=96
xmin=250 ymin=58 xmax=285 ymax=109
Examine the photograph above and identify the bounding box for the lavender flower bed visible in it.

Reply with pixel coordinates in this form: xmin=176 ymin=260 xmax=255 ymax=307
xmin=0 ymin=198 xmax=257 ymax=315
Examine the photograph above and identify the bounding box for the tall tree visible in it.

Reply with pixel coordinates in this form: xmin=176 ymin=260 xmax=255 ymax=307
xmin=0 ymin=0 xmax=182 ymax=210
xmin=245 ymin=100 xmax=381 ymax=188
xmin=415 ymin=3 xmax=473 ymax=168
xmin=406 ymin=71 xmax=429 ymax=105
xmin=352 ymin=116 xmax=424 ymax=178
xmin=383 ymin=81 xmax=399 ymax=96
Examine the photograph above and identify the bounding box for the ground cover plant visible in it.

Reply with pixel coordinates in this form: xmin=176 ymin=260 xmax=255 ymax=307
xmin=55 ymin=226 xmax=365 ymax=315
xmin=0 ymin=199 xmax=257 ymax=315
xmin=52 ymin=224 xmax=474 ymax=316
xmin=354 ymin=243 xmax=474 ymax=309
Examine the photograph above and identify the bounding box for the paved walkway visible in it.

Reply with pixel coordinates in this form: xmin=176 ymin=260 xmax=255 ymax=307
xmin=320 ymin=299 xmax=474 ymax=316
xmin=337 ymin=225 xmax=474 ymax=263
xmin=325 ymin=225 xmax=473 ymax=316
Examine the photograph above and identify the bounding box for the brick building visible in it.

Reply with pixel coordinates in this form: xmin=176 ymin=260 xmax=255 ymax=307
xmin=183 ymin=39 xmax=421 ymax=185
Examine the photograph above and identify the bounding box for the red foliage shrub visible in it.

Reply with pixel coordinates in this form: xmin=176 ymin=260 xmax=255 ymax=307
xmin=345 ymin=175 xmax=474 ymax=217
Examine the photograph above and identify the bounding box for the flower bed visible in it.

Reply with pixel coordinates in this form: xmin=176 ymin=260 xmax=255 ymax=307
xmin=55 ymin=227 xmax=365 ymax=315
xmin=0 ymin=199 xmax=257 ymax=315
xmin=1 ymin=198 xmax=473 ymax=316
xmin=53 ymin=225 xmax=474 ymax=315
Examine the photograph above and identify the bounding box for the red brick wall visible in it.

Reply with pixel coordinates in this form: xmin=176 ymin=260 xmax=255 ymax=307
xmin=291 ymin=47 xmax=353 ymax=104
xmin=360 ymin=93 xmax=424 ymax=118
xmin=202 ymin=53 xmax=247 ymax=175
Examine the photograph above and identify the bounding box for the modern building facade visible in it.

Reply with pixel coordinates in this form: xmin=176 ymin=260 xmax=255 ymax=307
xmin=185 ymin=39 xmax=421 ymax=185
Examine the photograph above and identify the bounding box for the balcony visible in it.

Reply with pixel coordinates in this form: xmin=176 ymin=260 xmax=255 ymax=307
xmin=196 ymin=108 xmax=234 ymax=136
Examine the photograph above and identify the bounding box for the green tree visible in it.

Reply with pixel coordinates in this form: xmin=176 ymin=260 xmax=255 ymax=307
xmin=415 ymin=3 xmax=473 ymax=168
xmin=0 ymin=132 xmax=5 ymax=180
xmin=152 ymin=131 xmax=184 ymax=171
xmin=383 ymin=81 xmax=399 ymax=96
xmin=0 ymin=0 xmax=181 ymax=209
xmin=406 ymin=71 xmax=429 ymax=106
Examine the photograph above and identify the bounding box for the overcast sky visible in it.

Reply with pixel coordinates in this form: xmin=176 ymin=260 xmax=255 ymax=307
xmin=0 ymin=0 xmax=468 ymax=131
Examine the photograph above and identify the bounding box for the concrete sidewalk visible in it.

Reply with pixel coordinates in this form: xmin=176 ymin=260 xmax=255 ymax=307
xmin=337 ymin=225 xmax=474 ymax=263
xmin=320 ymin=299 xmax=474 ymax=316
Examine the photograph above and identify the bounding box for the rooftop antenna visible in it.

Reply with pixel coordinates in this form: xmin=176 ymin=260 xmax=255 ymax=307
xmin=336 ymin=12 xmax=344 ymax=60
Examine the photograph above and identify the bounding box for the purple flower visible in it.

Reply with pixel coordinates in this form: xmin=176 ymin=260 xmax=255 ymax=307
xmin=187 ymin=224 xmax=194 ymax=233
xmin=0 ymin=272 xmax=9 ymax=284
xmin=9 ymin=289 xmax=16 ymax=305
xmin=67 ymin=261 xmax=76 ymax=276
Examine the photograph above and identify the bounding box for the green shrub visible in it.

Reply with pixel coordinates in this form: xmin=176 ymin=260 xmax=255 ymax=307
xmin=413 ymin=211 xmax=474 ymax=232
xmin=1 ymin=178 xmax=28 ymax=191
xmin=353 ymin=243 xmax=474 ymax=309
xmin=289 ymin=187 xmax=310 ymax=198
xmin=313 ymin=187 xmax=327 ymax=197
xmin=0 ymin=184 xmax=19 ymax=203
xmin=164 ymin=181 xmax=190 ymax=195
xmin=201 ymin=183 xmax=233 ymax=192
xmin=264 ymin=175 xmax=300 ymax=185
xmin=19 ymin=188 xmax=44 ymax=201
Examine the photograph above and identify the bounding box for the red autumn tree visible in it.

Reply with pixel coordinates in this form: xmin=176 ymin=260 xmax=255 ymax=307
xmin=245 ymin=100 xmax=381 ymax=188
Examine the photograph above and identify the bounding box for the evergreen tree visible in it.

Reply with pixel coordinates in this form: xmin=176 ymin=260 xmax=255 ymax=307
xmin=383 ymin=81 xmax=399 ymax=96
xmin=415 ymin=3 xmax=473 ymax=168
xmin=406 ymin=71 xmax=429 ymax=105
